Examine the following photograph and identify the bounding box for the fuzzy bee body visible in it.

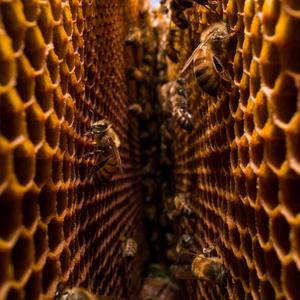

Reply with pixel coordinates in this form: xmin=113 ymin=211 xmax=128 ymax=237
xmin=128 ymin=103 xmax=142 ymax=115
xmin=176 ymin=234 xmax=195 ymax=254
xmin=55 ymin=285 xmax=127 ymax=300
xmin=85 ymin=119 xmax=122 ymax=185
xmin=170 ymin=0 xmax=193 ymax=29
xmin=174 ymin=193 xmax=195 ymax=218
xmin=126 ymin=67 xmax=149 ymax=83
xmin=121 ymin=237 xmax=138 ymax=258
xmin=191 ymin=255 xmax=227 ymax=286
xmin=165 ymin=27 xmax=181 ymax=63
xmin=170 ymin=79 xmax=194 ymax=131
xmin=55 ymin=285 xmax=96 ymax=300
xmin=180 ymin=22 xmax=232 ymax=96
xmin=125 ymin=26 xmax=142 ymax=47
xmin=171 ymin=248 xmax=227 ymax=287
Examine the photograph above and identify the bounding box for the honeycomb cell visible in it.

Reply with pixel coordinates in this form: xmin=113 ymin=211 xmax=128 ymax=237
xmin=0 ymin=187 xmax=22 ymax=241
xmin=24 ymin=271 xmax=42 ymax=300
xmin=0 ymin=1 xmax=28 ymax=52
xmin=244 ymin=0 xmax=255 ymax=31
xmin=250 ymin=268 xmax=260 ymax=299
xmin=34 ymin=224 xmax=48 ymax=265
xmin=260 ymin=280 xmax=276 ymax=300
xmin=270 ymin=213 xmax=291 ymax=256
xmin=60 ymin=247 xmax=71 ymax=275
xmin=53 ymin=87 xmax=65 ymax=120
xmin=22 ymin=0 xmax=40 ymax=22
xmin=249 ymin=60 xmax=260 ymax=97
xmin=37 ymin=4 xmax=55 ymax=44
xmin=62 ymin=5 xmax=73 ymax=37
xmin=271 ymin=73 xmax=297 ymax=125
xmin=238 ymin=135 xmax=250 ymax=168
xmin=264 ymin=125 xmax=286 ymax=171
xmin=234 ymin=279 xmax=246 ymax=300
xmin=250 ymin=15 xmax=263 ymax=57
xmin=239 ymin=73 xmax=250 ymax=107
xmin=42 ymin=257 xmax=59 ymax=293
xmin=241 ymin=231 xmax=253 ymax=263
xmin=35 ymin=72 xmax=54 ymax=112
xmin=255 ymin=207 xmax=270 ymax=244
xmin=262 ymin=0 xmax=281 ymax=36
xmin=16 ymin=55 xmax=36 ymax=102
xmin=13 ymin=140 xmax=35 ymax=186
xmin=45 ymin=112 xmax=60 ymax=148
xmin=11 ymin=234 xmax=34 ymax=281
xmin=0 ymin=138 xmax=10 ymax=190
xmin=48 ymin=218 xmax=64 ymax=252
xmin=22 ymin=186 xmax=39 ymax=231
xmin=53 ymin=25 xmax=69 ymax=59
xmin=279 ymin=178 xmax=300 ymax=217
xmin=253 ymin=238 xmax=266 ymax=276
xmin=38 ymin=182 xmax=57 ymax=223
xmin=264 ymin=248 xmax=282 ymax=291
xmin=0 ymin=33 xmax=16 ymax=87
xmin=0 ymin=89 xmax=24 ymax=141
xmin=46 ymin=49 xmax=60 ymax=85
xmin=25 ymin=103 xmax=45 ymax=145
xmin=24 ymin=26 xmax=47 ymax=70
xmin=282 ymin=261 xmax=300 ymax=300
xmin=258 ymin=163 xmax=279 ymax=210
xmin=259 ymin=40 xmax=281 ymax=88
xmin=234 ymin=50 xmax=243 ymax=83
xmin=6 ymin=288 xmax=23 ymax=300
xmin=49 ymin=0 xmax=62 ymax=21
xmin=35 ymin=143 xmax=53 ymax=186
xmin=0 ymin=249 xmax=10 ymax=285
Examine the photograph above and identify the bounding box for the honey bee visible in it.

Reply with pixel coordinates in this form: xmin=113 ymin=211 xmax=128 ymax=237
xmin=169 ymin=0 xmax=193 ymax=29
xmin=126 ymin=67 xmax=150 ymax=84
xmin=125 ymin=26 xmax=142 ymax=47
xmin=170 ymin=78 xmax=194 ymax=131
xmin=159 ymin=0 xmax=169 ymax=14
xmin=54 ymin=284 xmax=127 ymax=300
xmin=165 ymin=25 xmax=181 ymax=63
xmin=176 ymin=234 xmax=195 ymax=254
xmin=203 ymin=238 xmax=219 ymax=258
xmin=171 ymin=254 xmax=227 ymax=286
xmin=174 ymin=193 xmax=196 ymax=218
xmin=84 ymin=119 xmax=123 ymax=185
xmin=170 ymin=244 xmax=227 ymax=287
xmin=128 ymin=103 xmax=142 ymax=115
xmin=120 ymin=237 xmax=138 ymax=258
xmin=180 ymin=22 xmax=233 ymax=96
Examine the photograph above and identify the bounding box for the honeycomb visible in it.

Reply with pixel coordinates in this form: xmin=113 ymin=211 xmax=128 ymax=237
xmin=168 ymin=1 xmax=300 ymax=299
xmin=0 ymin=0 xmax=147 ymax=299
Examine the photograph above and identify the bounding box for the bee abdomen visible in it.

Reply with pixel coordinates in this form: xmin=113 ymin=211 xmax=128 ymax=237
xmin=93 ymin=157 xmax=119 ymax=184
xmin=174 ymin=108 xmax=194 ymax=131
xmin=194 ymin=64 xmax=220 ymax=96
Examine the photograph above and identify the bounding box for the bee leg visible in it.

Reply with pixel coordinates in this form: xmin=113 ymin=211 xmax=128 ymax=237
xmin=83 ymin=150 xmax=104 ymax=157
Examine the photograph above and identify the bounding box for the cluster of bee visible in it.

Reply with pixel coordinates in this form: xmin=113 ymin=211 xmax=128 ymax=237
xmin=54 ymin=284 xmax=127 ymax=300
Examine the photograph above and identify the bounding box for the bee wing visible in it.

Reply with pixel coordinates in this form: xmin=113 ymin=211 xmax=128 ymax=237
xmin=175 ymin=250 xmax=196 ymax=265
xmin=170 ymin=265 xmax=197 ymax=280
xmin=179 ymin=31 xmax=213 ymax=75
xmin=211 ymin=55 xmax=232 ymax=83
xmin=108 ymin=136 xmax=123 ymax=174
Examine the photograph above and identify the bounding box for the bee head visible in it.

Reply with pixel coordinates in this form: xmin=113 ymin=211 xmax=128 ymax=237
xmin=54 ymin=284 xmax=71 ymax=300
xmin=91 ymin=119 xmax=111 ymax=134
